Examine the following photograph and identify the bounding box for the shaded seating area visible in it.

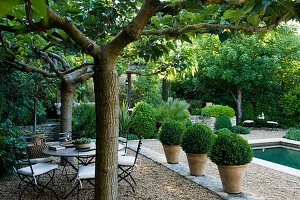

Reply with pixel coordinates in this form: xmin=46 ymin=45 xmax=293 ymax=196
xmin=11 ymin=137 xmax=59 ymax=199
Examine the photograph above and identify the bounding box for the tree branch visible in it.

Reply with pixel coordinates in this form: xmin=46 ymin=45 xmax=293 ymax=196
xmin=38 ymin=51 xmax=66 ymax=81
xmin=107 ymin=0 xmax=164 ymax=56
xmin=48 ymin=52 xmax=70 ymax=71
xmin=229 ymin=89 xmax=237 ymax=102
xmin=73 ymin=72 xmax=94 ymax=83
xmin=61 ymin=63 xmax=94 ymax=76
xmin=125 ymin=67 xmax=168 ymax=76
xmin=142 ymin=12 xmax=289 ymax=36
xmin=1 ymin=59 xmax=57 ymax=78
xmin=47 ymin=8 xmax=101 ymax=57
xmin=0 ymin=24 xmax=17 ymax=32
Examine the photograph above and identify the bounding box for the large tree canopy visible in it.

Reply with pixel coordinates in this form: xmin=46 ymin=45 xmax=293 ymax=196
xmin=0 ymin=0 xmax=299 ymax=199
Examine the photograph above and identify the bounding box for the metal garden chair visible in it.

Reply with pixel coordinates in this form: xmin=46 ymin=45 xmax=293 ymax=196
xmin=118 ymin=137 xmax=143 ymax=192
xmin=11 ymin=138 xmax=59 ymax=199
xmin=63 ymin=148 xmax=96 ymax=199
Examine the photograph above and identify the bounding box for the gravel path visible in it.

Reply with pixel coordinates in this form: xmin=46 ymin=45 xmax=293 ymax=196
xmin=0 ymin=151 xmax=221 ymax=200
xmin=142 ymin=129 xmax=300 ymax=200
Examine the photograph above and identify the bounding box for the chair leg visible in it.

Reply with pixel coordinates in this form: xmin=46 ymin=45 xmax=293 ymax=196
xmin=118 ymin=166 xmax=136 ymax=192
xmin=63 ymin=181 xmax=80 ymax=199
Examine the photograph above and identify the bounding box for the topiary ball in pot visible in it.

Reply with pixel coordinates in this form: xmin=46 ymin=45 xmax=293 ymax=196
xmin=215 ymin=115 xmax=232 ymax=130
xmin=131 ymin=102 xmax=157 ymax=139
xmin=181 ymin=124 xmax=215 ymax=176
xmin=159 ymin=120 xmax=186 ymax=164
xmin=209 ymin=132 xmax=253 ymax=193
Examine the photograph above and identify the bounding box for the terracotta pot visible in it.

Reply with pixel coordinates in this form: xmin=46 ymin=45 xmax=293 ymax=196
xmin=162 ymin=145 xmax=181 ymax=164
xmin=186 ymin=153 xmax=208 ymax=176
xmin=217 ymin=164 xmax=247 ymax=194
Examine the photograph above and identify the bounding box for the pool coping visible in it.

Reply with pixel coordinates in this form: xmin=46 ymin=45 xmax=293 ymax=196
xmin=248 ymin=138 xmax=300 ymax=177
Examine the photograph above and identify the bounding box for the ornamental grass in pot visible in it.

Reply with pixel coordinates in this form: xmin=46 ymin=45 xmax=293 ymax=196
xmin=209 ymin=131 xmax=253 ymax=194
xmin=181 ymin=124 xmax=214 ymax=176
xmin=159 ymin=120 xmax=186 ymax=164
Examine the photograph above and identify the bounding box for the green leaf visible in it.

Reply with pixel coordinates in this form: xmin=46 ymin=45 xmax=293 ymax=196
xmin=247 ymin=14 xmax=259 ymax=26
xmin=30 ymin=0 xmax=48 ymax=23
xmin=181 ymin=34 xmax=193 ymax=44
xmin=0 ymin=0 xmax=19 ymax=18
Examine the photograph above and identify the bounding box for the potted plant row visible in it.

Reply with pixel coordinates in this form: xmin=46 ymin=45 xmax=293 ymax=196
xmin=181 ymin=124 xmax=214 ymax=176
xmin=159 ymin=120 xmax=186 ymax=164
xmin=209 ymin=130 xmax=253 ymax=193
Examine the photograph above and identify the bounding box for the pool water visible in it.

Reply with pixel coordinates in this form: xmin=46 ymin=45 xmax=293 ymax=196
xmin=253 ymin=146 xmax=300 ymax=170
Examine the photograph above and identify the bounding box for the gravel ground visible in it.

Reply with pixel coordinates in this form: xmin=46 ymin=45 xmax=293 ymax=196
xmin=0 ymin=151 xmax=221 ymax=200
xmin=142 ymin=129 xmax=300 ymax=200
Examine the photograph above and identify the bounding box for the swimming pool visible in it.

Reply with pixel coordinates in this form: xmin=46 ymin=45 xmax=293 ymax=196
xmin=249 ymin=138 xmax=300 ymax=177
xmin=253 ymin=146 xmax=300 ymax=170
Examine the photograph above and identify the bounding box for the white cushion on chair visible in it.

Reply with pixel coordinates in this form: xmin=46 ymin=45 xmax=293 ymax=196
xmin=118 ymin=151 xmax=126 ymax=156
xmin=118 ymin=156 xmax=135 ymax=166
xmin=78 ymin=165 xmax=95 ymax=180
xmin=18 ymin=163 xmax=58 ymax=176
xmin=18 ymin=156 xmax=54 ymax=165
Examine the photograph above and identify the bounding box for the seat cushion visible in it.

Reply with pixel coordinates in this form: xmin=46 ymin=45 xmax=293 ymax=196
xmin=18 ymin=156 xmax=54 ymax=165
xmin=118 ymin=151 xmax=126 ymax=156
xmin=78 ymin=165 xmax=95 ymax=180
xmin=118 ymin=156 xmax=135 ymax=166
xmin=18 ymin=163 xmax=58 ymax=176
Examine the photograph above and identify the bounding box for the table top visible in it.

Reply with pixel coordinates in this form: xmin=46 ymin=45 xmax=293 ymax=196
xmin=43 ymin=142 xmax=124 ymax=157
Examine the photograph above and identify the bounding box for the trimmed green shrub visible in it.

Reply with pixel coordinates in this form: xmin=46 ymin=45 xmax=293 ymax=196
xmin=131 ymin=102 xmax=157 ymax=138
xmin=181 ymin=124 xmax=214 ymax=154
xmin=214 ymin=128 xmax=232 ymax=135
xmin=0 ymin=120 xmax=22 ymax=178
xmin=159 ymin=120 xmax=186 ymax=145
xmin=283 ymin=128 xmax=300 ymax=141
xmin=191 ymin=108 xmax=202 ymax=115
xmin=201 ymin=105 xmax=235 ymax=118
xmin=231 ymin=126 xmax=250 ymax=135
xmin=185 ymin=119 xmax=193 ymax=127
xmin=215 ymin=115 xmax=232 ymax=130
xmin=209 ymin=132 xmax=253 ymax=165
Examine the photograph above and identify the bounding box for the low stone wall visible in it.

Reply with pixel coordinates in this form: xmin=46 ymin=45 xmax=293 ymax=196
xmin=190 ymin=115 xmax=236 ymax=131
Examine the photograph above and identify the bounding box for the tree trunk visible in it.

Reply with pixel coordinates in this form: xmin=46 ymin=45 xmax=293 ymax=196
xmin=127 ymin=73 xmax=132 ymax=108
xmin=60 ymin=81 xmax=76 ymax=133
xmin=162 ymin=78 xmax=170 ymax=102
xmin=236 ymin=86 xmax=243 ymax=124
xmin=93 ymin=58 xmax=119 ymax=200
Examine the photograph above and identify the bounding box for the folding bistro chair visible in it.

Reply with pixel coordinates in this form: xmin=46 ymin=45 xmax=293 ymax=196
xmin=118 ymin=137 xmax=143 ymax=192
xmin=63 ymin=148 xmax=96 ymax=199
xmin=11 ymin=138 xmax=59 ymax=199
xmin=118 ymin=131 xmax=129 ymax=156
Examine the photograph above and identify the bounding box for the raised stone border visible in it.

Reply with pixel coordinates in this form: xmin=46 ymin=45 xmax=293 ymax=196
xmin=190 ymin=115 xmax=237 ymax=131
xmin=128 ymin=141 xmax=262 ymax=200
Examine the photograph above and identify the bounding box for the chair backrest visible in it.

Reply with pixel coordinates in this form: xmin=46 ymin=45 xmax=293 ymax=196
xmin=119 ymin=131 xmax=129 ymax=153
xmin=133 ymin=137 xmax=143 ymax=165
xmin=77 ymin=148 xmax=96 ymax=166
xmin=11 ymin=138 xmax=33 ymax=172
xmin=59 ymin=131 xmax=72 ymax=144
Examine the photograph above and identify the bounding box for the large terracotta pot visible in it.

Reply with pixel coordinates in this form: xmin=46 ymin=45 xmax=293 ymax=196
xmin=217 ymin=164 xmax=247 ymax=194
xmin=162 ymin=145 xmax=181 ymax=164
xmin=186 ymin=153 xmax=208 ymax=176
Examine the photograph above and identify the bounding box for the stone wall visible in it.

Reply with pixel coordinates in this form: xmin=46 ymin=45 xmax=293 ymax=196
xmin=190 ymin=115 xmax=236 ymax=131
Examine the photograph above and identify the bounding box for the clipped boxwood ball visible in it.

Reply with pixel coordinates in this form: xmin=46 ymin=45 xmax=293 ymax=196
xmin=231 ymin=126 xmax=250 ymax=135
xmin=159 ymin=120 xmax=186 ymax=145
xmin=214 ymin=128 xmax=232 ymax=135
xmin=215 ymin=115 xmax=232 ymax=130
xmin=131 ymin=102 xmax=156 ymax=139
xmin=181 ymin=124 xmax=215 ymax=154
xmin=209 ymin=132 xmax=253 ymax=165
